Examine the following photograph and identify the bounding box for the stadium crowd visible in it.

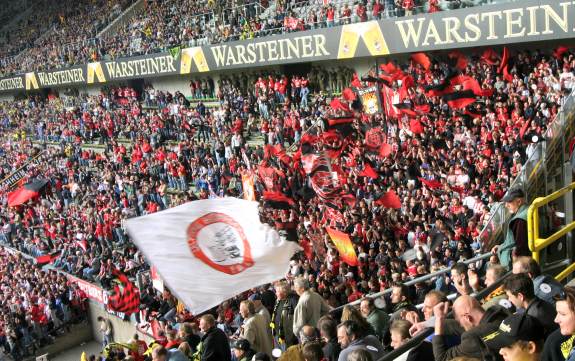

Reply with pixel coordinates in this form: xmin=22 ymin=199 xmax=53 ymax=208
xmin=0 ymin=44 xmax=574 ymax=361
xmin=0 ymin=0 xmax=498 ymax=77
xmin=0 ymin=248 xmax=88 ymax=360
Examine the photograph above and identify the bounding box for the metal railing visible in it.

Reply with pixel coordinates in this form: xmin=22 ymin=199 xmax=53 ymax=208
xmin=475 ymin=88 xmax=575 ymax=249
xmin=528 ymin=181 xmax=575 ymax=263
xmin=331 ymin=252 xmax=491 ymax=312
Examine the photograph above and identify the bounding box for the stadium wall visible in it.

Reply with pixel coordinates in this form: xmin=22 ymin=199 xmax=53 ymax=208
xmin=88 ymin=301 xmax=154 ymax=345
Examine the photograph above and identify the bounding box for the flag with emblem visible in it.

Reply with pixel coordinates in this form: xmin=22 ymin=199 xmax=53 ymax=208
xmin=107 ymin=269 xmax=140 ymax=315
xmin=126 ymin=198 xmax=301 ymax=314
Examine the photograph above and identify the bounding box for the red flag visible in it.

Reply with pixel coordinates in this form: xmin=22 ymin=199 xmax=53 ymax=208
xmin=395 ymin=104 xmax=418 ymax=117
xmin=36 ymin=252 xmax=61 ymax=265
xmin=341 ymin=194 xmax=356 ymax=207
xmin=411 ymin=52 xmax=431 ymax=70
xmin=351 ymin=73 xmax=362 ymax=88
xmin=323 ymin=206 xmax=345 ymax=227
xmin=503 ymin=66 xmax=514 ymax=82
xmin=330 ymin=98 xmax=351 ymax=112
xmin=300 ymin=133 xmax=318 ymax=145
xmin=414 ymin=104 xmax=431 ymax=113
xmin=379 ymin=62 xmax=398 ymax=74
xmin=328 ymin=117 xmax=354 ymax=126
xmin=326 ymin=227 xmax=358 ymax=266
xmin=359 ymin=164 xmax=378 ymax=179
xmin=375 ymin=190 xmax=401 ymax=209
xmin=498 ymin=47 xmax=509 ymax=74
xmin=76 ymin=239 xmax=87 ymax=252
xmin=381 ymin=85 xmax=400 ymax=118
xmin=263 ymin=144 xmax=274 ymax=160
xmin=443 ymin=90 xmax=477 ymax=109
xmin=554 ymin=46 xmax=571 ymax=59
xmin=364 ymin=127 xmax=386 ymax=151
xmin=481 ymin=49 xmax=499 ymax=65
xmin=418 ymin=177 xmax=442 ymax=189
xmin=409 ymin=119 xmax=424 ymax=134
xmin=263 ymin=191 xmax=295 ymax=209
xmin=448 ymin=51 xmax=468 ymax=70
xmin=342 ymin=88 xmax=357 ymax=101
xmin=379 ymin=143 xmax=392 ymax=157
xmin=519 ymin=119 xmax=531 ymax=140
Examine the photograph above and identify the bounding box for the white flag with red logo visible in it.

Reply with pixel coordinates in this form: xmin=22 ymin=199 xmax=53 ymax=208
xmin=126 ymin=198 xmax=301 ymax=314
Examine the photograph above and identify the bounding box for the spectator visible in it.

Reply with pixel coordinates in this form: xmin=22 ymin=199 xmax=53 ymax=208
xmin=198 ymin=314 xmax=231 ymax=361
xmin=432 ymin=295 xmax=509 ymax=361
xmin=512 ymin=257 xmax=564 ymax=305
xmin=503 ymin=273 xmax=558 ymax=336
xmin=390 ymin=283 xmax=418 ymax=320
xmin=239 ymin=300 xmax=273 ymax=356
xmin=360 ymin=297 xmax=390 ymax=342
xmin=336 ymin=320 xmax=386 ymax=361
xmin=482 ymin=264 xmax=509 ymax=310
xmin=302 ymin=341 xmax=326 ymax=361
xmin=278 ymin=325 xmax=318 ymax=361
xmin=152 ymin=346 xmax=168 ymax=361
xmin=97 ymin=316 xmax=113 ymax=346
xmin=293 ymin=277 xmax=331 ymax=338
xmin=347 ymin=349 xmax=374 ymax=361
xmin=389 ymin=319 xmax=434 ymax=361
xmin=483 ymin=313 xmax=545 ymax=361
xmin=318 ymin=316 xmax=341 ymax=361
xmin=250 ymin=293 xmax=272 ymax=328
xmin=451 ymin=263 xmax=472 ymax=296
xmin=232 ymin=338 xmax=255 ymax=361
xmin=541 ymin=287 xmax=575 ymax=361
xmin=272 ymin=281 xmax=299 ymax=350
xmin=178 ymin=323 xmax=201 ymax=354
xmin=491 ymin=188 xmax=529 ymax=269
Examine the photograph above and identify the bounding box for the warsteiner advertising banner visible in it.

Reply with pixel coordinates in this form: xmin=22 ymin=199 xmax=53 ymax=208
xmin=1 ymin=0 xmax=575 ymax=93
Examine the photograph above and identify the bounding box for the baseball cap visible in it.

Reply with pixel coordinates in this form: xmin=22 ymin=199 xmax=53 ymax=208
xmin=500 ymin=187 xmax=525 ymax=202
xmin=482 ymin=314 xmax=544 ymax=350
xmin=232 ymin=338 xmax=251 ymax=351
xmin=248 ymin=293 xmax=261 ymax=301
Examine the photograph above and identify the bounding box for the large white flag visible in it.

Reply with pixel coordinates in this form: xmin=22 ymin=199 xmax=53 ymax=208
xmin=126 ymin=198 xmax=301 ymax=314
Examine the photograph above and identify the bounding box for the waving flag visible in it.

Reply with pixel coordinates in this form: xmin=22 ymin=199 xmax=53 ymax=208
xmin=126 ymin=198 xmax=300 ymax=314
xmin=107 ymin=269 xmax=140 ymax=315
xmin=326 ymin=228 xmax=357 ymax=266
xmin=375 ymin=190 xmax=402 ymax=209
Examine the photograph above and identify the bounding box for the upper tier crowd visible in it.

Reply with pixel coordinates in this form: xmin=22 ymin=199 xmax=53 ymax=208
xmin=0 ymin=0 xmax=496 ymax=77
xmin=0 ymin=46 xmax=574 ymax=361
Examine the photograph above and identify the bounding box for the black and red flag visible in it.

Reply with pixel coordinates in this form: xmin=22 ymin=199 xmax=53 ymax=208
xmin=364 ymin=126 xmax=386 ymax=151
xmin=263 ymin=191 xmax=295 ymax=209
xmin=107 ymin=269 xmax=140 ymax=315
xmin=7 ymin=179 xmax=49 ymax=207
xmin=442 ymin=90 xmax=477 ymax=109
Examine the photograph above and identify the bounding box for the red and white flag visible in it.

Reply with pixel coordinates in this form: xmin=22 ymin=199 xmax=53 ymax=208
xmin=126 ymin=198 xmax=301 ymax=314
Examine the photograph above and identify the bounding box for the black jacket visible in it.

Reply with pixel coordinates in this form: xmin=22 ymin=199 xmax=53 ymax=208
xmin=542 ymin=328 xmax=573 ymax=361
xmin=406 ymin=341 xmax=434 ymax=361
xmin=525 ymin=297 xmax=558 ymax=337
xmin=323 ymin=338 xmax=341 ymax=361
xmin=200 ymin=326 xmax=231 ymax=361
xmin=432 ymin=306 xmax=510 ymax=361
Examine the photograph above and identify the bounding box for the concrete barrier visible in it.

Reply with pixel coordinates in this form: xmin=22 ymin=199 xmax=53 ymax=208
xmin=88 ymin=301 xmax=155 ymax=346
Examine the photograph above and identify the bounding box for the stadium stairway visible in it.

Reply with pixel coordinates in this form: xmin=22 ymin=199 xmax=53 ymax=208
xmin=96 ymin=0 xmax=146 ymax=38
